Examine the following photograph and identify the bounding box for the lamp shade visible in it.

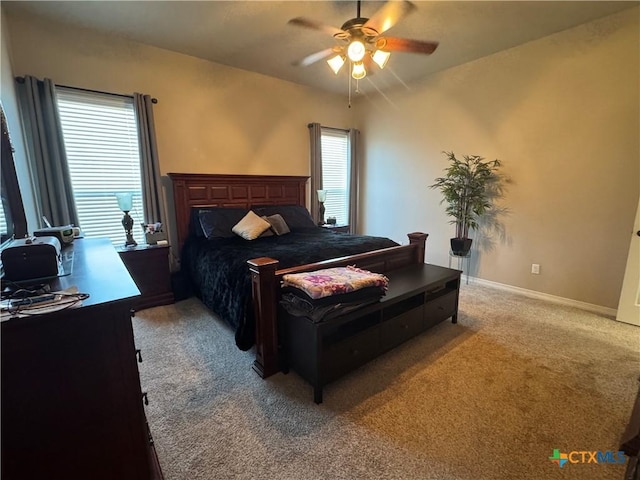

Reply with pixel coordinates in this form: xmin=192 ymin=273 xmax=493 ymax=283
xmin=347 ymin=40 xmax=366 ymax=62
xmin=351 ymin=62 xmax=366 ymax=80
xmin=327 ymin=55 xmax=346 ymax=75
xmin=116 ymin=192 xmax=133 ymax=212
xmin=372 ymin=50 xmax=391 ymax=69
xmin=317 ymin=189 xmax=327 ymax=202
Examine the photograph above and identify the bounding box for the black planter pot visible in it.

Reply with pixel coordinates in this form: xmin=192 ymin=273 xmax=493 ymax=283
xmin=450 ymin=238 xmax=473 ymax=256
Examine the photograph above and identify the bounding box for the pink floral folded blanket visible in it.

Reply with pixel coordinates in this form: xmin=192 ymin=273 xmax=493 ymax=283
xmin=281 ymin=265 xmax=389 ymax=300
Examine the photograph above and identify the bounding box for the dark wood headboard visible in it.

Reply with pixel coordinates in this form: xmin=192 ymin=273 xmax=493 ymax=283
xmin=168 ymin=173 xmax=309 ymax=249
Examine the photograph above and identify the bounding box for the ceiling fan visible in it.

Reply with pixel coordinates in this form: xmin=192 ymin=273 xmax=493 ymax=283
xmin=288 ymin=0 xmax=439 ymax=81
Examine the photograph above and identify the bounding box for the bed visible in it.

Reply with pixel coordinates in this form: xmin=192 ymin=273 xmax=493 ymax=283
xmin=169 ymin=173 xmax=427 ymax=378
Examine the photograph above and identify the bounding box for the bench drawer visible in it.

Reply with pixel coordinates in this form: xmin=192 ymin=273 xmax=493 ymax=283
xmin=322 ymin=327 xmax=379 ymax=383
xmin=380 ymin=306 xmax=423 ymax=351
xmin=424 ymin=291 xmax=457 ymax=328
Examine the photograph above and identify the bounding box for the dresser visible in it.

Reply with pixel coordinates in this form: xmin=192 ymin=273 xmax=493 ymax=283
xmin=1 ymin=238 xmax=162 ymax=480
xmin=621 ymin=376 xmax=640 ymax=480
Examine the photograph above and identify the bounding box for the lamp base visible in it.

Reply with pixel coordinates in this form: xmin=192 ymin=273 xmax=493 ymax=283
xmin=124 ymin=235 xmax=137 ymax=247
xmin=122 ymin=211 xmax=137 ymax=247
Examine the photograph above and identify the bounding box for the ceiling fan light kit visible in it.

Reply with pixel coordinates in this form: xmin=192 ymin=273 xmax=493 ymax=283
xmin=327 ymin=39 xmax=388 ymax=79
xmin=289 ymin=0 xmax=439 ymax=102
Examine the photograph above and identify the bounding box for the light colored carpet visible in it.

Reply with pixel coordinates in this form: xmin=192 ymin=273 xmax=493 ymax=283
xmin=133 ymin=282 xmax=640 ymax=480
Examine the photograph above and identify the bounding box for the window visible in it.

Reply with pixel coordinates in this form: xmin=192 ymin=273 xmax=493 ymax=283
xmin=321 ymin=128 xmax=350 ymax=225
xmin=0 ymin=201 xmax=7 ymax=242
xmin=56 ymin=88 xmax=144 ymax=245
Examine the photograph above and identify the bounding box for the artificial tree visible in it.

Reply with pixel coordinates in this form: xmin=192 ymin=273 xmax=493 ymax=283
xmin=430 ymin=151 xmax=502 ymax=256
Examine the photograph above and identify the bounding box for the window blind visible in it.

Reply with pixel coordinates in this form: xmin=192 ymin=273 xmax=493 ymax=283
xmin=320 ymin=129 xmax=349 ymax=225
xmin=56 ymin=88 xmax=144 ymax=245
xmin=0 ymin=202 xmax=7 ymax=238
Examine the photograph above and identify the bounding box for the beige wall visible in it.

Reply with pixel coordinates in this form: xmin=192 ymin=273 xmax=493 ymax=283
xmin=6 ymin=12 xmax=354 ymax=178
xmin=0 ymin=11 xmax=39 ymax=232
xmin=5 ymin=9 xmax=354 ymax=251
xmin=356 ymin=7 xmax=639 ymax=309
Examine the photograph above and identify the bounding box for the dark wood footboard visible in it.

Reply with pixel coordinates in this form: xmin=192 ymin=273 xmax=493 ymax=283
xmin=248 ymin=232 xmax=428 ymax=379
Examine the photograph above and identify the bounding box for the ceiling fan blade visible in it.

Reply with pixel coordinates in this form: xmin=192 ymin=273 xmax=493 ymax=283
xmin=293 ymin=48 xmax=336 ymax=67
xmin=363 ymin=0 xmax=416 ymax=35
xmin=288 ymin=17 xmax=347 ymax=38
xmin=380 ymin=37 xmax=439 ymax=55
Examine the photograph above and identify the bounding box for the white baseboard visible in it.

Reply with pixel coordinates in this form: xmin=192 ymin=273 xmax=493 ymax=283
xmin=467 ymin=276 xmax=617 ymax=318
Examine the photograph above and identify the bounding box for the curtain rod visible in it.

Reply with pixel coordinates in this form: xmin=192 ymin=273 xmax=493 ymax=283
xmin=15 ymin=76 xmax=158 ymax=103
xmin=307 ymin=123 xmax=348 ymax=132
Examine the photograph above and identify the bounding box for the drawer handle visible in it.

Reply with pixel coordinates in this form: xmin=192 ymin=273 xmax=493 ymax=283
xmin=135 ymin=349 xmax=143 ymax=363
xmin=402 ymin=324 xmax=409 ymax=330
xmin=437 ymin=305 xmax=445 ymax=310
xmin=142 ymin=392 xmax=149 ymax=406
xmin=351 ymin=349 xmax=360 ymax=356
xmin=427 ymin=286 xmax=446 ymax=295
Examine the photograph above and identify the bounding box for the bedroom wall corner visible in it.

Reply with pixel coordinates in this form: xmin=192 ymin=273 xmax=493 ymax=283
xmin=354 ymin=7 xmax=640 ymax=309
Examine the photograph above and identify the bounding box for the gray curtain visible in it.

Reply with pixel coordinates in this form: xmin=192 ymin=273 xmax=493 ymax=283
xmin=16 ymin=76 xmax=78 ymax=228
xmin=134 ymin=93 xmax=163 ymax=224
xmin=308 ymin=123 xmax=323 ymax=224
xmin=348 ymin=128 xmax=360 ymax=234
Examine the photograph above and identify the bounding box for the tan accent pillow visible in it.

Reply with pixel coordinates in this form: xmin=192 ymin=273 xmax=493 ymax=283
xmin=259 ymin=218 xmax=274 ymax=237
xmin=232 ymin=210 xmax=271 ymax=240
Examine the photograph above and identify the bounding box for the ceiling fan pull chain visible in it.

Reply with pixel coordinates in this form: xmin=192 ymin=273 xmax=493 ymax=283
xmin=348 ymin=74 xmax=352 ymax=108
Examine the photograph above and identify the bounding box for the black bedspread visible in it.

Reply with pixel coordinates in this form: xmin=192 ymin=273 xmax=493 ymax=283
xmin=182 ymin=228 xmax=398 ymax=350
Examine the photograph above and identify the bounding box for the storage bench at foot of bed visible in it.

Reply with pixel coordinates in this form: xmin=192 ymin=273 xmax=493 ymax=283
xmin=279 ymin=263 xmax=461 ymax=404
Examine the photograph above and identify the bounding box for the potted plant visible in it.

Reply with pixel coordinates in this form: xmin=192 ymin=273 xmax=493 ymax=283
xmin=430 ymin=151 xmax=502 ymax=256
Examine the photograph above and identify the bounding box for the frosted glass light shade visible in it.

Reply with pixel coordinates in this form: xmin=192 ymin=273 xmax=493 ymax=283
xmin=351 ymin=62 xmax=366 ymax=80
xmin=317 ymin=189 xmax=327 ymax=202
xmin=347 ymin=40 xmax=365 ymax=62
xmin=116 ymin=192 xmax=133 ymax=212
xmin=372 ymin=50 xmax=391 ymax=69
xmin=327 ymin=55 xmax=346 ymax=74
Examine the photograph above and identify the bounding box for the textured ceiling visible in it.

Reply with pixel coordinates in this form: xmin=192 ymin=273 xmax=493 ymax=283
xmin=3 ymin=1 xmax=636 ymax=94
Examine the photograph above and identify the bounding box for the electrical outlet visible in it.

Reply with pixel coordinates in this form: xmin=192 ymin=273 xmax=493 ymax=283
xmin=531 ymin=264 xmax=540 ymax=274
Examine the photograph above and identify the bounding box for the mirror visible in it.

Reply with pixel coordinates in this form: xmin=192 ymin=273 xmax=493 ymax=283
xmin=1 ymin=103 xmax=28 ymax=245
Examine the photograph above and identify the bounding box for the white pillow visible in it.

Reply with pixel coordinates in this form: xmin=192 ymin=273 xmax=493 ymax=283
xmin=232 ymin=210 xmax=271 ymax=240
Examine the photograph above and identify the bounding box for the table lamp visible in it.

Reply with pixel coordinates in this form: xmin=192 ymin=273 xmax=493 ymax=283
xmin=116 ymin=193 xmax=137 ymax=246
xmin=317 ymin=189 xmax=327 ymax=225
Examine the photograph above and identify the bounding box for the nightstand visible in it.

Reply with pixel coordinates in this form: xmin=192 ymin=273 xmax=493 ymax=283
xmin=117 ymin=243 xmax=174 ymax=310
xmin=321 ymin=224 xmax=350 ymax=233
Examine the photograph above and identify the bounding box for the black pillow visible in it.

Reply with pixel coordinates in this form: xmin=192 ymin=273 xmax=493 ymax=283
xmin=264 ymin=214 xmax=290 ymax=236
xmin=197 ymin=207 xmax=248 ymax=239
xmin=254 ymin=205 xmax=317 ymax=230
